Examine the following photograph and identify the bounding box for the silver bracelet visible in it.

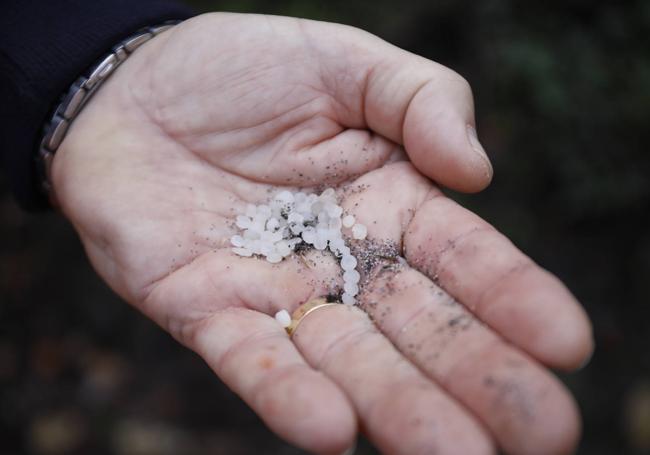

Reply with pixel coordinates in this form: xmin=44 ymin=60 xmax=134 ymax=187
xmin=36 ymin=20 xmax=182 ymax=198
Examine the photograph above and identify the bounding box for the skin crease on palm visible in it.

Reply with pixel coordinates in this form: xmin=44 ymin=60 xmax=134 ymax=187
xmin=49 ymin=12 xmax=594 ymax=455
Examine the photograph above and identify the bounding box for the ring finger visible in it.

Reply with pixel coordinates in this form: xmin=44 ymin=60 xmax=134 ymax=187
xmin=291 ymin=302 xmax=494 ymax=455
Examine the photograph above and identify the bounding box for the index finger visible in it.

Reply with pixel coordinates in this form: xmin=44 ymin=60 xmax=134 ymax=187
xmin=403 ymin=193 xmax=594 ymax=370
xmin=342 ymin=162 xmax=593 ymax=370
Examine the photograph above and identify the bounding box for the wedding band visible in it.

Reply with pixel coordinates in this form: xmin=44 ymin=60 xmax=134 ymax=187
xmin=286 ymin=298 xmax=339 ymax=337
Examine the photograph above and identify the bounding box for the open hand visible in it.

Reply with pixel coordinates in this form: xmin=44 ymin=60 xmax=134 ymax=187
xmin=52 ymin=13 xmax=593 ymax=454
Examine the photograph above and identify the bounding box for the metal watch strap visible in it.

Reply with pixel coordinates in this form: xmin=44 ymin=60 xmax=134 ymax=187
xmin=36 ymin=20 xmax=182 ymax=197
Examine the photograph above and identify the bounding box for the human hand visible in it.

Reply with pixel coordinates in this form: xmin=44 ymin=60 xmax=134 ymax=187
xmin=51 ymin=13 xmax=593 ymax=455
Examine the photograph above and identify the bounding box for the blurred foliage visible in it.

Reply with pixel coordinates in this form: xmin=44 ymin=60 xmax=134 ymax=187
xmin=1 ymin=0 xmax=649 ymax=454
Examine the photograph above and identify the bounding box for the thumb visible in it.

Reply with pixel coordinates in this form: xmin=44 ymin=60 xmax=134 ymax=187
xmin=306 ymin=21 xmax=493 ymax=192
xmin=363 ymin=45 xmax=493 ymax=192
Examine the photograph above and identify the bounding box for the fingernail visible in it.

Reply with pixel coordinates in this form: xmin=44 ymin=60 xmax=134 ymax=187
xmin=577 ymin=345 xmax=595 ymax=370
xmin=338 ymin=440 xmax=357 ymax=455
xmin=466 ymin=125 xmax=493 ymax=177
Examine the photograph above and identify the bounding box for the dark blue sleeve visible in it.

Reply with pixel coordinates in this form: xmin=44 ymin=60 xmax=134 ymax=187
xmin=0 ymin=0 xmax=194 ymax=210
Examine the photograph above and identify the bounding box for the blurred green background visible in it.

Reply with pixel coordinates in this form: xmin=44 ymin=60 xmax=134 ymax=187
xmin=2 ymin=0 xmax=649 ymax=453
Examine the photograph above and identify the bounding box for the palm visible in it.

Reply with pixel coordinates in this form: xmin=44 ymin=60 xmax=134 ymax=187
xmin=53 ymin=13 xmax=592 ymax=455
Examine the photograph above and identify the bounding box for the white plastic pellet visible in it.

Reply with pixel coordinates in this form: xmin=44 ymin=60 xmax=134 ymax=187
xmin=230 ymin=235 xmax=245 ymax=247
xmin=330 ymin=238 xmax=345 ymax=251
xmin=266 ymin=217 xmax=280 ymax=231
xmin=343 ymin=269 xmax=360 ymax=283
xmin=266 ymin=253 xmax=283 ymax=263
xmin=257 ymin=205 xmax=272 ymax=217
xmin=275 ymin=191 xmax=295 ymax=204
xmin=329 ymin=217 xmax=342 ymax=230
xmin=276 ymin=241 xmax=291 ymax=257
xmin=343 ymin=281 xmax=359 ymax=296
xmin=260 ymin=231 xmax=275 ymax=243
xmin=275 ymin=309 xmax=292 ymax=327
xmin=302 ymin=228 xmax=317 ymax=245
xmin=342 ymin=214 xmax=355 ymax=228
xmin=341 ymin=293 xmax=355 ymax=305
xmin=290 ymin=223 xmax=304 ymax=235
xmin=250 ymin=220 xmax=265 ymax=234
xmin=287 ymin=212 xmax=304 ymax=224
xmin=351 ymin=223 xmax=367 ymax=240
xmin=236 ymin=215 xmax=252 ymax=229
xmin=259 ymin=243 xmax=273 ymax=256
xmin=321 ymin=188 xmax=336 ymax=198
xmin=317 ymin=211 xmax=329 ymax=224
xmin=232 ymin=247 xmax=253 ymax=257
xmin=327 ymin=204 xmax=343 ymax=219
xmin=313 ymin=239 xmax=327 ymax=251
xmin=287 ymin=237 xmax=302 ymax=248
xmin=341 ymin=254 xmax=357 ymax=271
xmin=243 ymin=229 xmax=260 ymax=240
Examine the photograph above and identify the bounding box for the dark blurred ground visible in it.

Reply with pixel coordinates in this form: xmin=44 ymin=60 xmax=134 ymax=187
xmin=2 ymin=1 xmax=649 ymax=454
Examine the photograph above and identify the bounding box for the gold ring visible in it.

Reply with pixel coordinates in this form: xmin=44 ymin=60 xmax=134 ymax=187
xmin=286 ymin=298 xmax=339 ymax=337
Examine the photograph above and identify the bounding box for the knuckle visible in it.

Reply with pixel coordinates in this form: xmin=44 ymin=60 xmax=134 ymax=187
xmin=446 ymin=68 xmax=473 ymax=98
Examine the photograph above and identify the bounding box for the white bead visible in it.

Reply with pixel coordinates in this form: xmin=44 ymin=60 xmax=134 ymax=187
xmin=301 ymin=227 xmax=316 ymax=244
xmin=287 ymin=237 xmax=302 ymax=247
xmin=287 ymin=212 xmax=304 ymax=224
xmin=246 ymin=240 xmax=259 ymax=254
xmin=352 ymin=223 xmax=367 ymax=240
xmin=243 ymin=229 xmax=260 ymax=240
xmin=230 ymin=235 xmax=245 ymax=247
xmin=325 ymin=229 xmax=340 ymax=243
xmin=290 ymin=223 xmax=304 ymax=235
xmin=330 ymin=238 xmax=345 ymax=251
xmin=250 ymin=220 xmax=266 ymax=234
xmin=317 ymin=211 xmax=329 ymax=223
xmin=342 ymin=215 xmax=355 ymax=228
xmin=266 ymin=217 xmax=280 ymax=231
xmin=341 ymin=255 xmax=357 ymax=271
xmin=343 ymin=269 xmax=360 ymax=283
xmin=311 ymin=200 xmax=324 ymax=214
xmin=316 ymin=227 xmax=329 ymax=241
xmin=296 ymin=202 xmax=311 ymax=214
xmin=327 ymin=204 xmax=343 ymax=218
xmin=257 ymin=205 xmax=272 ymax=217
xmin=275 ymin=241 xmax=291 ymax=256
xmin=275 ymin=191 xmax=295 ymax=204
xmin=313 ymin=239 xmax=327 ymax=251
xmin=342 ymin=293 xmax=355 ymax=305
xmin=278 ymin=226 xmax=289 ymax=239
xmin=321 ymin=188 xmax=336 ymax=199
xmin=275 ymin=309 xmax=292 ymax=327
xmin=236 ymin=215 xmax=251 ymax=229
xmin=343 ymin=281 xmax=359 ymax=296
xmin=259 ymin=243 xmax=273 ymax=256
xmin=253 ymin=213 xmax=268 ymax=227
xmin=301 ymin=211 xmax=315 ymax=222
xmin=232 ymin=247 xmax=253 ymax=257
xmin=266 ymin=252 xmax=283 ymax=263
xmin=328 ymin=217 xmax=342 ymax=230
